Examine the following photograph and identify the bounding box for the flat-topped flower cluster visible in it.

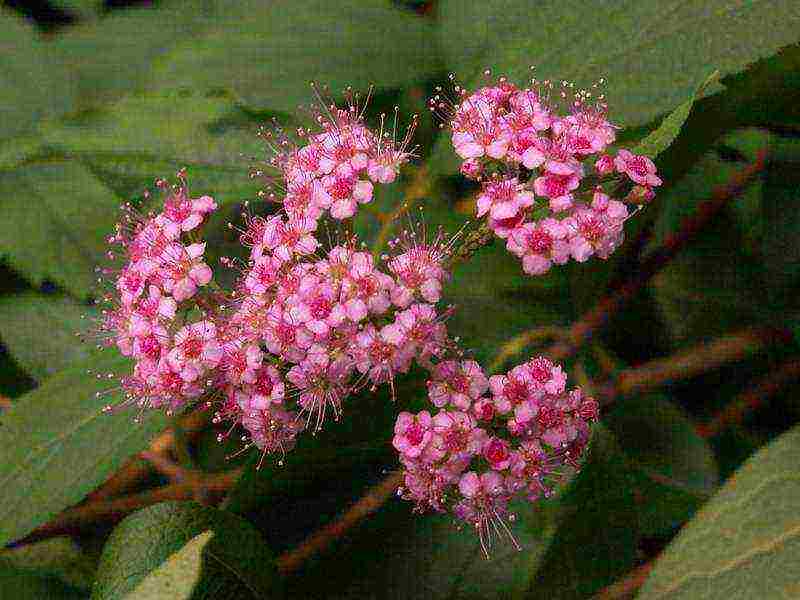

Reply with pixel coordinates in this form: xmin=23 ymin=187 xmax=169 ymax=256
xmin=96 ymin=78 xmax=659 ymax=553
xmin=431 ymin=75 xmax=661 ymax=275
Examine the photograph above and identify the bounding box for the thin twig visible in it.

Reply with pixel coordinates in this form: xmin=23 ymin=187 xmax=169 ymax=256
xmin=697 ymin=358 xmax=800 ymax=439
xmin=547 ymin=148 xmax=768 ymax=361
xmin=11 ymin=468 xmax=242 ymax=547
xmin=600 ymin=327 xmax=789 ymax=402
xmin=275 ymin=471 xmax=403 ymax=574
xmin=87 ymin=409 xmax=210 ymax=501
xmin=594 ymin=561 xmax=656 ymax=600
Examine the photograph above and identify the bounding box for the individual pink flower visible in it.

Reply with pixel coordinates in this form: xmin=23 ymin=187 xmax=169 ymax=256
xmin=614 ymin=149 xmax=662 ymax=187
xmin=323 ymin=171 xmax=373 ymax=219
xmin=427 ymin=360 xmax=488 ymax=410
xmin=393 ymin=411 xmax=433 ymax=459
xmin=476 ymin=177 xmax=535 ymax=221
xmin=482 ymin=437 xmax=513 ymax=470
xmin=273 ymin=216 xmax=319 ymax=262
xmin=507 ymin=218 xmax=570 ymax=275
xmin=168 ymin=320 xmax=222 ymax=377
xmin=533 ymin=172 xmax=581 ymax=212
xmin=287 ymin=275 xmax=346 ymax=336
xmin=156 ymin=190 xmax=217 ymax=238
xmin=161 ymin=242 xmax=213 ymax=302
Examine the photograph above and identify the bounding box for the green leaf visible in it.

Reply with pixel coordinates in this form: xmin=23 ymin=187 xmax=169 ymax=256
xmin=126 ymin=531 xmax=213 ymax=599
xmin=147 ymin=0 xmax=441 ymax=112
xmin=639 ymin=425 xmax=800 ymax=599
xmin=0 ymin=161 xmax=120 ymax=298
xmin=607 ymin=394 xmax=718 ymax=536
xmin=83 ymin=155 xmax=261 ymax=208
xmin=93 ymin=502 xmax=279 ymax=600
xmin=0 ymin=11 xmax=74 ymax=140
xmin=0 ymin=292 xmax=101 ymax=380
xmin=528 ymin=426 xmax=640 ymax=599
xmin=634 ymin=71 xmax=720 ymax=159
xmin=0 ymin=355 xmax=168 ymax=546
xmin=41 ymin=91 xmax=263 ymax=170
xmin=0 ymin=557 xmax=83 ymax=600
xmin=50 ymin=1 xmax=220 ymax=108
xmin=437 ymin=0 xmax=800 ymax=128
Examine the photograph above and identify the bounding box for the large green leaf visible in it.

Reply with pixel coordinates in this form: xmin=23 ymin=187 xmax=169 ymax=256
xmin=0 ymin=11 xmax=74 ymax=141
xmin=50 ymin=1 xmax=220 ymax=108
xmin=437 ymin=0 xmax=800 ymax=128
xmin=634 ymin=71 xmax=719 ymax=159
xmin=0 ymin=292 xmax=100 ymax=380
xmin=41 ymin=91 xmax=263 ymax=170
xmin=126 ymin=531 xmax=213 ymax=599
xmin=93 ymin=502 xmax=279 ymax=600
xmin=0 ymin=355 xmax=168 ymax=546
xmin=147 ymin=0 xmax=441 ymax=112
xmin=0 ymin=161 xmax=120 ymax=298
xmin=639 ymin=425 xmax=800 ymax=599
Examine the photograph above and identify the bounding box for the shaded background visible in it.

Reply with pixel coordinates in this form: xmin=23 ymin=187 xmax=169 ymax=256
xmin=0 ymin=1 xmax=799 ymax=598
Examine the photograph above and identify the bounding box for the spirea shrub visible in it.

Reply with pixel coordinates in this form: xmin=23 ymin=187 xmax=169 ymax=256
xmin=94 ymin=76 xmax=659 ymax=556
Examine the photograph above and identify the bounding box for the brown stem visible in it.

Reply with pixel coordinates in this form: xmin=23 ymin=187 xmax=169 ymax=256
xmin=275 ymin=471 xmax=403 ymax=574
xmin=87 ymin=409 xmax=210 ymax=502
xmin=547 ymin=148 xmax=767 ymax=361
xmin=594 ymin=561 xmax=656 ymax=600
xmin=12 ymin=468 xmax=242 ymax=546
xmin=697 ymin=358 xmax=800 ymax=439
xmin=599 ymin=327 xmax=789 ymax=403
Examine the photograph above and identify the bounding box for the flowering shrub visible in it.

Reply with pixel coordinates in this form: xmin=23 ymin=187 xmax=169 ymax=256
xmin=93 ymin=77 xmax=659 ymax=553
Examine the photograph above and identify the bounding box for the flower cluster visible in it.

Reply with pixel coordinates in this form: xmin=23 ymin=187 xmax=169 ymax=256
xmin=97 ymin=173 xmax=220 ymax=412
xmin=93 ymin=82 xmax=628 ymax=554
xmin=393 ymin=356 xmax=598 ymax=556
xmin=431 ymin=75 xmax=661 ymax=276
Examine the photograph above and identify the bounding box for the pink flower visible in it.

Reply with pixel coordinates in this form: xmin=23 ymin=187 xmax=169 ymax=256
xmin=168 ymin=320 xmax=222 ymax=377
xmin=507 ymin=218 xmax=570 ymax=275
xmin=273 ymin=216 xmax=319 ymax=262
xmin=533 ymin=173 xmax=581 ymax=212
xmin=287 ymin=275 xmax=346 ymax=337
xmin=161 ymin=242 xmax=213 ymax=302
xmin=595 ymin=154 xmax=614 ymax=175
xmin=323 ymin=171 xmax=373 ymax=219
xmin=476 ymin=177 xmax=535 ymax=220
xmin=427 ymin=360 xmax=488 ymax=410
xmin=482 ymin=437 xmax=513 ymax=470
xmin=156 ymin=189 xmax=217 ymax=238
xmin=393 ymin=411 xmax=433 ymax=458
xmin=614 ymin=149 xmax=662 ymax=187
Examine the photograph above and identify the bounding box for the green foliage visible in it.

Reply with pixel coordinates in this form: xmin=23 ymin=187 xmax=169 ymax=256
xmin=0 ymin=557 xmax=83 ymax=600
xmin=93 ymin=502 xmax=279 ymax=599
xmin=527 ymin=427 xmax=639 ymax=598
xmin=437 ymin=0 xmax=800 ymax=128
xmin=0 ymin=292 xmax=99 ymax=380
xmin=634 ymin=71 xmax=720 ymax=159
xmin=0 ymin=161 xmax=120 ymax=298
xmin=146 ymin=0 xmax=441 ymax=112
xmin=0 ymin=356 xmax=167 ymax=546
xmin=0 ymin=12 xmax=74 ymax=141
xmin=639 ymin=425 xmax=800 ymax=599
